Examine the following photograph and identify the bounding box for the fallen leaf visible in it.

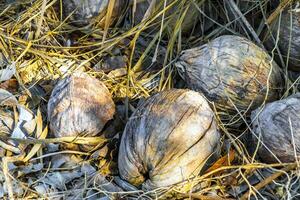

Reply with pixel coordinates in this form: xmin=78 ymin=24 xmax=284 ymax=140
xmin=107 ymin=68 xmax=127 ymax=78
xmin=205 ymin=149 xmax=235 ymax=173
xmin=40 ymin=170 xmax=83 ymax=190
xmin=23 ymin=127 xmax=48 ymax=162
xmin=0 ymin=110 xmax=14 ymax=134
xmin=0 ymin=79 xmax=18 ymax=93
xmin=0 ymin=63 xmax=16 ymax=82
xmin=0 ymin=89 xmax=18 ymax=106
xmin=18 ymin=163 xmax=43 ymax=175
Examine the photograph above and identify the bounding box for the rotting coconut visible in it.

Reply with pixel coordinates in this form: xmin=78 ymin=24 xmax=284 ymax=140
xmin=47 ymin=72 xmax=115 ymax=138
xmin=118 ymin=89 xmax=220 ymax=192
xmin=251 ymin=93 xmax=300 ymax=163
xmin=264 ymin=5 xmax=300 ymax=72
xmin=62 ymin=0 xmax=128 ymax=27
xmin=129 ymin=0 xmax=217 ymax=34
xmin=175 ymin=35 xmax=283 ymax=124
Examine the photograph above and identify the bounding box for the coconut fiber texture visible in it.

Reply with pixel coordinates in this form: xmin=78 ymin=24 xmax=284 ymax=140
xmin=63 ymin=0 xmax=127 ymax=27
xmin=118 ymin=89 xmax=220 ymax=191
xmin=251 ymin=93 xmax=300 ymax=163
xmin=266 ymin=6 xmax=300 ymax=71
xmin=48 ymin=72 xmax=115 ymax=138
xmin=176 ymin=35 xmax=283 ymax=120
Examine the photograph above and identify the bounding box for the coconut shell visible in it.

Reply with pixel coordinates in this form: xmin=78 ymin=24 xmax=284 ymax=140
xmin=176 ymin=35 xmax=283 ymax=121
xmin=130 ymin=0 xmax=217 ymax=34
xmin=118 ymin=89 xmax=220 ymax=191
xmin=265 ymin=7 xmax=300 ymax=71
xmin=47 ymin=72 xmax=115 ymax=138
xmin=251 ymin=93 xmax=300 ymax=163
xmin=62 ymin=0 xmax=127 ymax=27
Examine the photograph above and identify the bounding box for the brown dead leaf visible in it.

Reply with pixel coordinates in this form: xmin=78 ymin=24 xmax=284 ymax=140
xmin=205 ymin=149 xmax=235 ymax=174
xmin=0 ymin=79 xmax=18 ymax=93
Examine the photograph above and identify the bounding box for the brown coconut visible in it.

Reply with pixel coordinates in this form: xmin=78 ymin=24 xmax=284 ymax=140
xmin=130 ymin=0 xmax=217 ymax=34
xmin=251 ymin=93 xmax=300 ymax=163
xmin=62 ymin=0 xmax=127 ymax=27
xmin=118 ymin=89 xmax=220 ymax=191
xmin=175 ymin=35 xmax=283 ymax=122
xmin=47 ymin=72 xmax=115 ymax=138
xmin=265 ymin=5 xmax=300 ymax=71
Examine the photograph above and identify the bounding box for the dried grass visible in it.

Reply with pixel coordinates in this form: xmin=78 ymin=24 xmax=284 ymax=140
xmin=0 ymin=0 xmax=300 ymax=199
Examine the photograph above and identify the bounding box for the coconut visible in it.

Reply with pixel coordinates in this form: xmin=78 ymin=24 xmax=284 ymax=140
xmin=47 ymin=72 xmax=115 ymax=138
xmin=175 ymin=35 xmax=283 ymax=123
xmin=251 ymin=93 xmax=300 ymax=163
xmin=118 ymin=89 xmax=220 ymax=191
xmin=265 ymin=6 xmax=300 ymax=71
xmin=130 ymin=0 xmax=217 ymax=34
xmin=62 ymin=0 xmax=127 ymax=27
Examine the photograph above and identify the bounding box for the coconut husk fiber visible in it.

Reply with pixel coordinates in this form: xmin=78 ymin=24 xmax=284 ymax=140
xmin=175 ymin=35 xmax=284 ymax=126
xmin=118 ymin=89 xmax=220 ymax=192
xmin=251 ymin=93 xmax=300 ymax=163
xmin=264 ymin=4 xmax=300 ymax=72
xmin=48 ymin=72 xmax=115 ymax=138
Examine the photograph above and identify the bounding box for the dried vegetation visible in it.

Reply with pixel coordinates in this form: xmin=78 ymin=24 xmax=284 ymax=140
xmin=0 ymin=0 xmax=300 ymax=199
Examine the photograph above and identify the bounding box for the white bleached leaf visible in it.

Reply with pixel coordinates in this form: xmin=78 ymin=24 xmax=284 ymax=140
xmin=34 ymin=184 xmax=48 ymax=196
xmin=46 ymin=143 xmax=59 ymax=153
xmin=2 ymin=179 xmax=23 ymax=197
xmin=51 ymin=154 xmax=83 ymax=169
xmin=22 ymin=118 xmax=37 ymax=135
xmin=19 ymin=163 xmax=43 ymax=175
xmin=51 ymin=154 xmax=73 ymax=169
xmin=0 ymin=62 xmax=16 ymax=82
xmin=81 ymin=162 xmax=96 ymax=175
xmin=41 ymin=171 xmax=83 ymax=190
xmin=17 ymin=105 xmax=34 ymax=121
xmin=7 ymin=162 xmax=17 ymax=171
xmin=0 ymin=89 xmax=18 ymax=106
xmin=16 ymin=105 xmax=36 ymax=135
xmin=0 ymin=184 xmax=3 ymax=198
xmin=10 ymin=126 xmax=26 ymax=139
xmin=9 ymin=106 xmax=36 ymax=149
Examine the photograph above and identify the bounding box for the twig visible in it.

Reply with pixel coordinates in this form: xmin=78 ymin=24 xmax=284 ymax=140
xmin=181 ymin=193 xmax=234 ymax=200
xmin=240 ymin=163 xmax=297 ymax=200
xmin=266 ymin=0 xmax=293 ymax=25
xmin=2 ymin=155 xmax=25 ymax=200
xmin=2 ymin=136 xmax=109 ymax=145
xmin=29 ymin=150 xmax=90 ymax=162
xmin=0 ymin=139 xmax=20 ymax=154
xmin=35 ymin=0 xmax=47 ymax=39
xmin=227 ymin=0 xmax=264 ymax=49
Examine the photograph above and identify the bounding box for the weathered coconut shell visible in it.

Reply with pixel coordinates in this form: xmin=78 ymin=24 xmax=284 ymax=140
xmin=118 ymin=89 xmax=220 ymax=191
xmin=130 ymin=0 xmax=217 ymax=34
xmin=48 ymin=72 xmax=115 ymax=138
xmin=251 ymin=93 xmax=300 ymax=163
xmin=62 ymin=0 xmax=127 ymax=27
xmin=265 ymin=6 xmax=300 ymax=71
xmin=175 ymin=35 xmax=283 ymax=120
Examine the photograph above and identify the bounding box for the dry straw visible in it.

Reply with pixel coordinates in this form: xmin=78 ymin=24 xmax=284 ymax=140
xmin=0 ymin=0 xmax=300 ymax=199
